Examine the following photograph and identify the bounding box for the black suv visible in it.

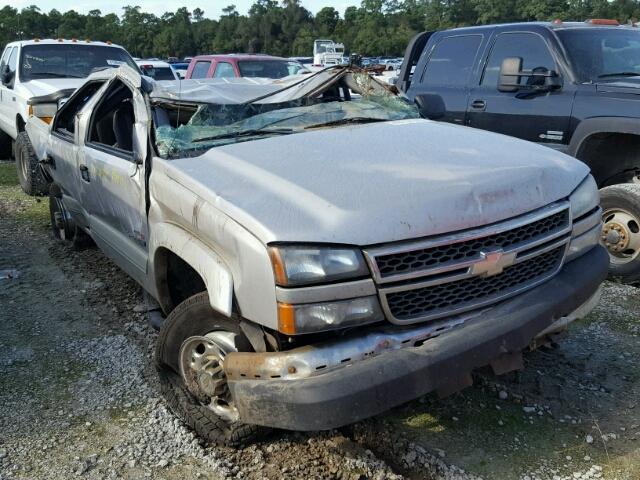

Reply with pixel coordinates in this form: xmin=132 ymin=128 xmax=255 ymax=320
xmin=398 ymin=20 xmax=640 ymax=284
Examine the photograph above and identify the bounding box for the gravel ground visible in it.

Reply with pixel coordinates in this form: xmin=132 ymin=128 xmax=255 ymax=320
xmin=1 ymin=160 xmax=639 ymax=480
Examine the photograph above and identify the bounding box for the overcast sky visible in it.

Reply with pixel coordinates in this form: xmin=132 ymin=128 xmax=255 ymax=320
xmin=12 ymin=0 xmax=356 ymax=18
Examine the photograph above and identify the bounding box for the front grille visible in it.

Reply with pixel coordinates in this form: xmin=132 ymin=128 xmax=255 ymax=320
xmin=376 ymin=209 xmax=569 ymax=278
xmin=385 ymin=246 xmax=564 ymax=321
xmin=365 ymin=202 xmax=572 ymax=325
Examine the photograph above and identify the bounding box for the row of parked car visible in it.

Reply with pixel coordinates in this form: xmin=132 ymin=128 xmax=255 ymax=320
xmin=0 ymin=19 xmax=635 ymax=446
xmin=136 ymin=54 xmax=311 ymax=81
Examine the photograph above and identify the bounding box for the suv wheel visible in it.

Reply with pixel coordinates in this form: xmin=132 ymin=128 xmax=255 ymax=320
xmin=0 ymin=129 xmax=11 ymax=159
xmin=600 ymin=184 xmax=640 ymax=285
xmin=155 ymin=292 xmax=264 ymax=446
xmin=15 ymin=132 xmax=48 ymax=196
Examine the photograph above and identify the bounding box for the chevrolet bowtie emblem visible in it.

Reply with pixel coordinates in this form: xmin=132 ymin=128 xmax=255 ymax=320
xmin=471 ymin=249 xmax=517 ymax=277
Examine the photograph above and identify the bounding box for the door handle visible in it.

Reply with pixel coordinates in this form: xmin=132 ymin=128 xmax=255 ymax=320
xmin=470 ymin=99 xmax=486 ymax=110
xmin=79 ymin=164 xmax=90 ymax=182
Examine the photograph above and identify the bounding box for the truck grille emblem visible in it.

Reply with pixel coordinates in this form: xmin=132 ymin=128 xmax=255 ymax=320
xmin=470 ymin=249 xmax=517 ymax=277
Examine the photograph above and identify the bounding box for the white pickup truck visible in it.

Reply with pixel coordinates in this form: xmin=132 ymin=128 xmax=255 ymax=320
xmin=0 ymin=38 xmax=136 ymax=194
xmin=27 ymin=65 xmax=608 ymax=446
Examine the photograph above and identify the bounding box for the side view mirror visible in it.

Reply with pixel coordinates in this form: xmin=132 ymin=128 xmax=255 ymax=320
xmin=498 ymin=57 xmax=561 ymax=93
xmin=1 ymin=65 xmax=14 ymax=87
xmin=414 ymin=93 xmax=446 ymax=120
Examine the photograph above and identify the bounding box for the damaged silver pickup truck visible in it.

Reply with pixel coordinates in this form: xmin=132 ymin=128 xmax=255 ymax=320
xmin=26 ymin=65 xmax=608 ymax=445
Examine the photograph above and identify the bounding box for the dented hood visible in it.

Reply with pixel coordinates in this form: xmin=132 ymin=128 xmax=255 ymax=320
xmin=163 ymin=119 xmax=589 ymax=246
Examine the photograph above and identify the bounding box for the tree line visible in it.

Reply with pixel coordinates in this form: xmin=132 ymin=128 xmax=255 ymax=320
xmin=2 ymin=0 xmax=640 ymax=59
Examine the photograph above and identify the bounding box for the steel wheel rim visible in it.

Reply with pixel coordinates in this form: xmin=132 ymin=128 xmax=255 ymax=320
xmin=178 ymin=331 xmax=239 ymax=423
xmin=601 ymin=207 xmax=640 ymax=264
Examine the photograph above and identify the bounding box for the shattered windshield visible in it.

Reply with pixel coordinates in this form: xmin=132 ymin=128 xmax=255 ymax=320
xmin=155 ymin=92 xmax=419 ymax=158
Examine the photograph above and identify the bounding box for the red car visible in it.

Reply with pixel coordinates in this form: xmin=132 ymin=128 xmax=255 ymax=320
xmin=185 ymin=54 xmax=307 ymax=79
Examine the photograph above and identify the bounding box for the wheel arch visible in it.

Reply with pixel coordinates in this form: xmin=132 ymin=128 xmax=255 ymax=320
xmin=151 ymin=223 xmax=234 ymax=317
xmin=569 ymin=118 xmax=640 ymax=187
xmin=16 ymin=114 xmax=25 ymax=133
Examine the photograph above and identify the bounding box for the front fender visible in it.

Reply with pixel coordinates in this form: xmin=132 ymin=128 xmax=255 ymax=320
xmin=150 ymin=222 xmax=233 ymax=316
xmin=25 ymin=116 xmax=51 ymax=161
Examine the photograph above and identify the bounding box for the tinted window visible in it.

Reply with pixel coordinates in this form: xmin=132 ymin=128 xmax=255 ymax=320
xmin=482 ymin=33 xmax=556 ymax=87
xmin=556 ymin=29 xmax=640 ymax=82
xmin=421 ymin=35 xmax=482 ymax=87
xmin=19 ymin=44 xmax=136 ymax=81
xmin=191 ymin=61 xmax=211 ymax=79
xmin=214 ymin=62 xmax=235 ymax=78
xmin=237 ymin=60 xmax=290 ymax=79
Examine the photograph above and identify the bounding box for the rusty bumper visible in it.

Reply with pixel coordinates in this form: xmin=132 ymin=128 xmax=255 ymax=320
xmin=227 ymin=246 xmax=609 ymax=431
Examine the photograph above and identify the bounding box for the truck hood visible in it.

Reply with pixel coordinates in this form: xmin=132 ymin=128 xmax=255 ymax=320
xmin=19 ymin=78 xmax=84 ymax=98
xmin=164 ymin=119 xmax=589 ymax=246
xmin=596 ymin=77 xmax=640 ymax=95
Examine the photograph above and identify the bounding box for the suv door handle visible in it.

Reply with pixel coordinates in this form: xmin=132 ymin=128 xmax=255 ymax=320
xmin=79 ymin=164 xmax=90 ymax=182
xmin=470 ymin=99 xmax=486 ymax=110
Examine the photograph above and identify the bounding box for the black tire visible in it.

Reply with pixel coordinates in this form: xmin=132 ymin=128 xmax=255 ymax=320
xmin=0 ymin=129 xmax=11 ymax=159
xmin=16 ymin=131 xmax=48 ymax=196
xmin=600 ymin=183 xmax=640 ymax=285
xmin=155 ymin=292 xmax=264 ymax=446
xmin=48 ymin=189 xmax=94 ymax=249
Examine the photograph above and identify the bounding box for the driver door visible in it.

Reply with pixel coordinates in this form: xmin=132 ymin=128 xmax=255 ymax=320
xmin=79 ymin=76 xmax=149 ymax=285
xmin=0 ymin=47 xmax=18 ymax=138
xmin=467 ymin=31 xmax=574 ymax=151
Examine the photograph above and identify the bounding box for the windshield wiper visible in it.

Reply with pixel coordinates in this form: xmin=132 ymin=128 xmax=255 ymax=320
xmin=191 ymin=127 xmax=294 ymax=143
xmin=305 ymin=117 xmax=387 ymax=129
xmin=598 ymin=72 xmax=640 ymax=78
xmin=28 ymin=72 xmax=84 ymax=79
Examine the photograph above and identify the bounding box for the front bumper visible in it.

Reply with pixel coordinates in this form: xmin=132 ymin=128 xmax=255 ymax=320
xmin=227 ymin=246 xmax=609 ymax=431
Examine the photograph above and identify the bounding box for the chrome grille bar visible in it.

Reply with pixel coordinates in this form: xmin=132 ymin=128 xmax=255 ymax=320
xmin=363 ymin=201 xmax=571 ymax=285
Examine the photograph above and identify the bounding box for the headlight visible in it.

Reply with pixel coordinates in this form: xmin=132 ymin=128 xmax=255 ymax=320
xmin=567 ymin=175 xmax=601 ymax=262
xmin=28 ymin=103 xmax=57 ymax=124
xmin=278 ymin=296 xmax=384 ymax=334
xmin=269 ymin=245 xmax=370 ymax=286
xmin=569 ymin=175 xmax=599 ymax=219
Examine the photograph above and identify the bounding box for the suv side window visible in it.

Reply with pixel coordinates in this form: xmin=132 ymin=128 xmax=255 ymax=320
xmin=482 ymin=32 xmax=556 ymax=87
xmin=191 ymin=61 xmax=211 ymax=79
xmin=421 ymin=35 xmax=482 ymax=87
xmin=0 ymin=47 xmax=11 ymax=70
xmin=214 ymin=62 xmax=235 ymax=78
xmin=7 ymin=47 xmax=17 ymax=74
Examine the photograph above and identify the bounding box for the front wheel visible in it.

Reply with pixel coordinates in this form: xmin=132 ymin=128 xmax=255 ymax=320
xmin=600 ymin=184 xmax=640 ymax=285
xmin=15 ymin=132 xmax=48 ymax=196
xmin=155 ymin=292 xmax=263 ymax=446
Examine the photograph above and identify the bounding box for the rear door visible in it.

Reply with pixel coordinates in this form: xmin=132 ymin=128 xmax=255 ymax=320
xmin=44 ymin=80 xmax=107 ymax=227
xmin=407 ymin=34 xmax=484 ymax=125
xmin=467 ymin=30 xmax=575 ymax=150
